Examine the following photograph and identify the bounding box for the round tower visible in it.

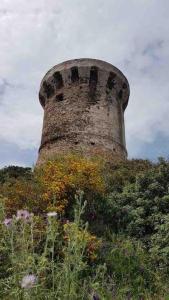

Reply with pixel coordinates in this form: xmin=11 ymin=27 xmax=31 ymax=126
xmin=37 ymin=58 xmax=130 ymax=165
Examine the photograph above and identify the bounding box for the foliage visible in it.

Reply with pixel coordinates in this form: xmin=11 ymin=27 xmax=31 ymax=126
xmin=107 ymin=158 xmax=153 ymax=192
xmin=102 ymin=235 xmax=165 ymax=299
xmin=35 ymin=154 xmax=105 ymax=214
xmin=1 ymin=156 xmax=169 ymax=298
xmin=1 ymin=154 xmax=105 ymax=216
xmin=101 ymin=159 xmax=169 ymax=232
xmin=93 ymin=158 xmax=169 ymax=277
xmin=0 ymin=166 xmax=32 ymax=184
xmin=0 ymin=193 xmax=110 ymax=299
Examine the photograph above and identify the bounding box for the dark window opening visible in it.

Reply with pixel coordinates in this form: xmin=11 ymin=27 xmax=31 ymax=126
xmin=89 ymin=66 xmax=98 ymax=85
xmin=118 ymin=90 xmax=123 ymax=99
xmin=55 ymin=93 xmax=64 ymax=102
xmin=71 ymin=66 xmax=79 ymax=82
xmin=39 ymin=93 xmax=45 ymax=106
xmin=107 ymin=72 xmax=116 ymax=90
xmin=53 ymin=71 xmax=63 ymax=89
xmin=91 ymin=141 xmax=95 ymax=145
xmin=43 ymin=81 xmax=54 ymax=98
xmin=89 ymin=66 xmax=98 ymax=98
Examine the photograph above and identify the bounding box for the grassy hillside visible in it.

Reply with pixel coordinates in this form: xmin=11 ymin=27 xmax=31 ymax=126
xmin=0 ymin=154 xmax=169 ymax=299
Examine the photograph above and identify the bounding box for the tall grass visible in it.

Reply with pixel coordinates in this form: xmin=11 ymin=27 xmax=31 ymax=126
xmin=0 ymin=193 xmax=111 ymax=299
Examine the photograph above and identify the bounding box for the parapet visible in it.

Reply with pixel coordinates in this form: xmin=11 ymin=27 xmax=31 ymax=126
xmin=39 ymin=58 xmax=129 ymax=110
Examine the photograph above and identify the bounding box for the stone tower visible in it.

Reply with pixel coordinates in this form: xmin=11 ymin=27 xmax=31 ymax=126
xmin=37 ymin=58 xmax=130 ymax=165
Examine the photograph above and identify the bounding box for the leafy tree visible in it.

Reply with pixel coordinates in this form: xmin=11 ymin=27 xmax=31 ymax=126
xmin=0 ymin=166 xmax=32 ymax=184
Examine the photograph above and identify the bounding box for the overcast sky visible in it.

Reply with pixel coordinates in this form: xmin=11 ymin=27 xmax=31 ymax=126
xmin=0 ymin=0 xmax=169 ymax=167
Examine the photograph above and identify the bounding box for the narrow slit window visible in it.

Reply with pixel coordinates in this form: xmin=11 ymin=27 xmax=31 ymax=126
xmin=53 ymin=72 xmax=63 ymax=89
xmin=89 ymin=66 xmax=98 ymax=86
xmin=39 ymin=93 xmax=45 ymax=107
xmin=107 ymin=72 xmax=116 ymax=90
xmin=71 ymin=67 xmax=79 ymax=82
xmin=43 ymin=81 xmax=54 ymax=98
xmin=89 ymin=66 xmax=98 ymax=98
xmin=118 ymin=90 xmax=123 ymax=99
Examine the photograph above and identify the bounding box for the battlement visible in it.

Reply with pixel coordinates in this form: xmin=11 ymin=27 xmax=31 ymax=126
xmin=39 ymin=58 xmax=129 ymax=111
xmin=37 ymin=58 xmax=130 ymax=165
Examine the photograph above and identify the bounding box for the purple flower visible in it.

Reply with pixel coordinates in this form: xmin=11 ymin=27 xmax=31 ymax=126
xmin=93 ymin=293 xmax=100 ymax=300
xmin=16 ymin=210 xmax=31 ymax=221
xmin=21 ymin=274 xmax=37 ymax=289
xmin=3 ymin=218 xmax=12 ymax=227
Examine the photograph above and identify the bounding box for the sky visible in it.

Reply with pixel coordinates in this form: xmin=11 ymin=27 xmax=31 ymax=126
xmin=0 ymin=0 xmax=169 ymax=168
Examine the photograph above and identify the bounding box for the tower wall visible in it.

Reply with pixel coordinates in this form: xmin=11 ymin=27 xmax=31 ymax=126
xmin=37 ymin=59 xmax=130 ymax=165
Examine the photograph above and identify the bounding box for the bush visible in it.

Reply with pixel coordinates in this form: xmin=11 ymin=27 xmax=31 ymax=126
xmin=0 ymin=166 xmax=32 ymax=184
xmin=102 ymin=235 xmax=165 ymax=299
xmin=1 ymin=156 xmax=169 ymax=298
xmin=1 ymin=154 xmax=105 ymax=217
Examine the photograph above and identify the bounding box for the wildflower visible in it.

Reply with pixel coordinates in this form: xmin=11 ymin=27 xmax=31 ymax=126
xmin=16 ymin=210 xmax=31 ymax=221
xmin=3 ymin=218 xmax=12 ymax=227
xmin=21 ymin=274 xmax=37 ymax=289
xmin=47 ymin=212 xmax=58 ymax=218
xmin=93 ymin=293 xmax=100 ymax=300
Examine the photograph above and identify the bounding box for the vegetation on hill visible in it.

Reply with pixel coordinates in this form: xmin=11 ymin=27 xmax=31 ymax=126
xmin=0 ymin=154 xmax=169 ymax=299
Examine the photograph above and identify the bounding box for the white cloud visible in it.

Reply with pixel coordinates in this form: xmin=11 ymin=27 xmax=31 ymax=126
xmin=0 ymin=0 xmax=169 ymax=165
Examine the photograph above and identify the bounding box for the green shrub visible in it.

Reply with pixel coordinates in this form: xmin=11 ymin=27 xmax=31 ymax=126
xmin=0 ymin=166 xmax=32 ymax=184
xmin=102 ymin=235 xmax=165 ymax=299
xmin=1 ymin=157 xmax=169 ymax=298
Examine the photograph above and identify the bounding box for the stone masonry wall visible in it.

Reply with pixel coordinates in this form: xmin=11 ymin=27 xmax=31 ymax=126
xmin=37 ymin=59 xmax=130 ymax=165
